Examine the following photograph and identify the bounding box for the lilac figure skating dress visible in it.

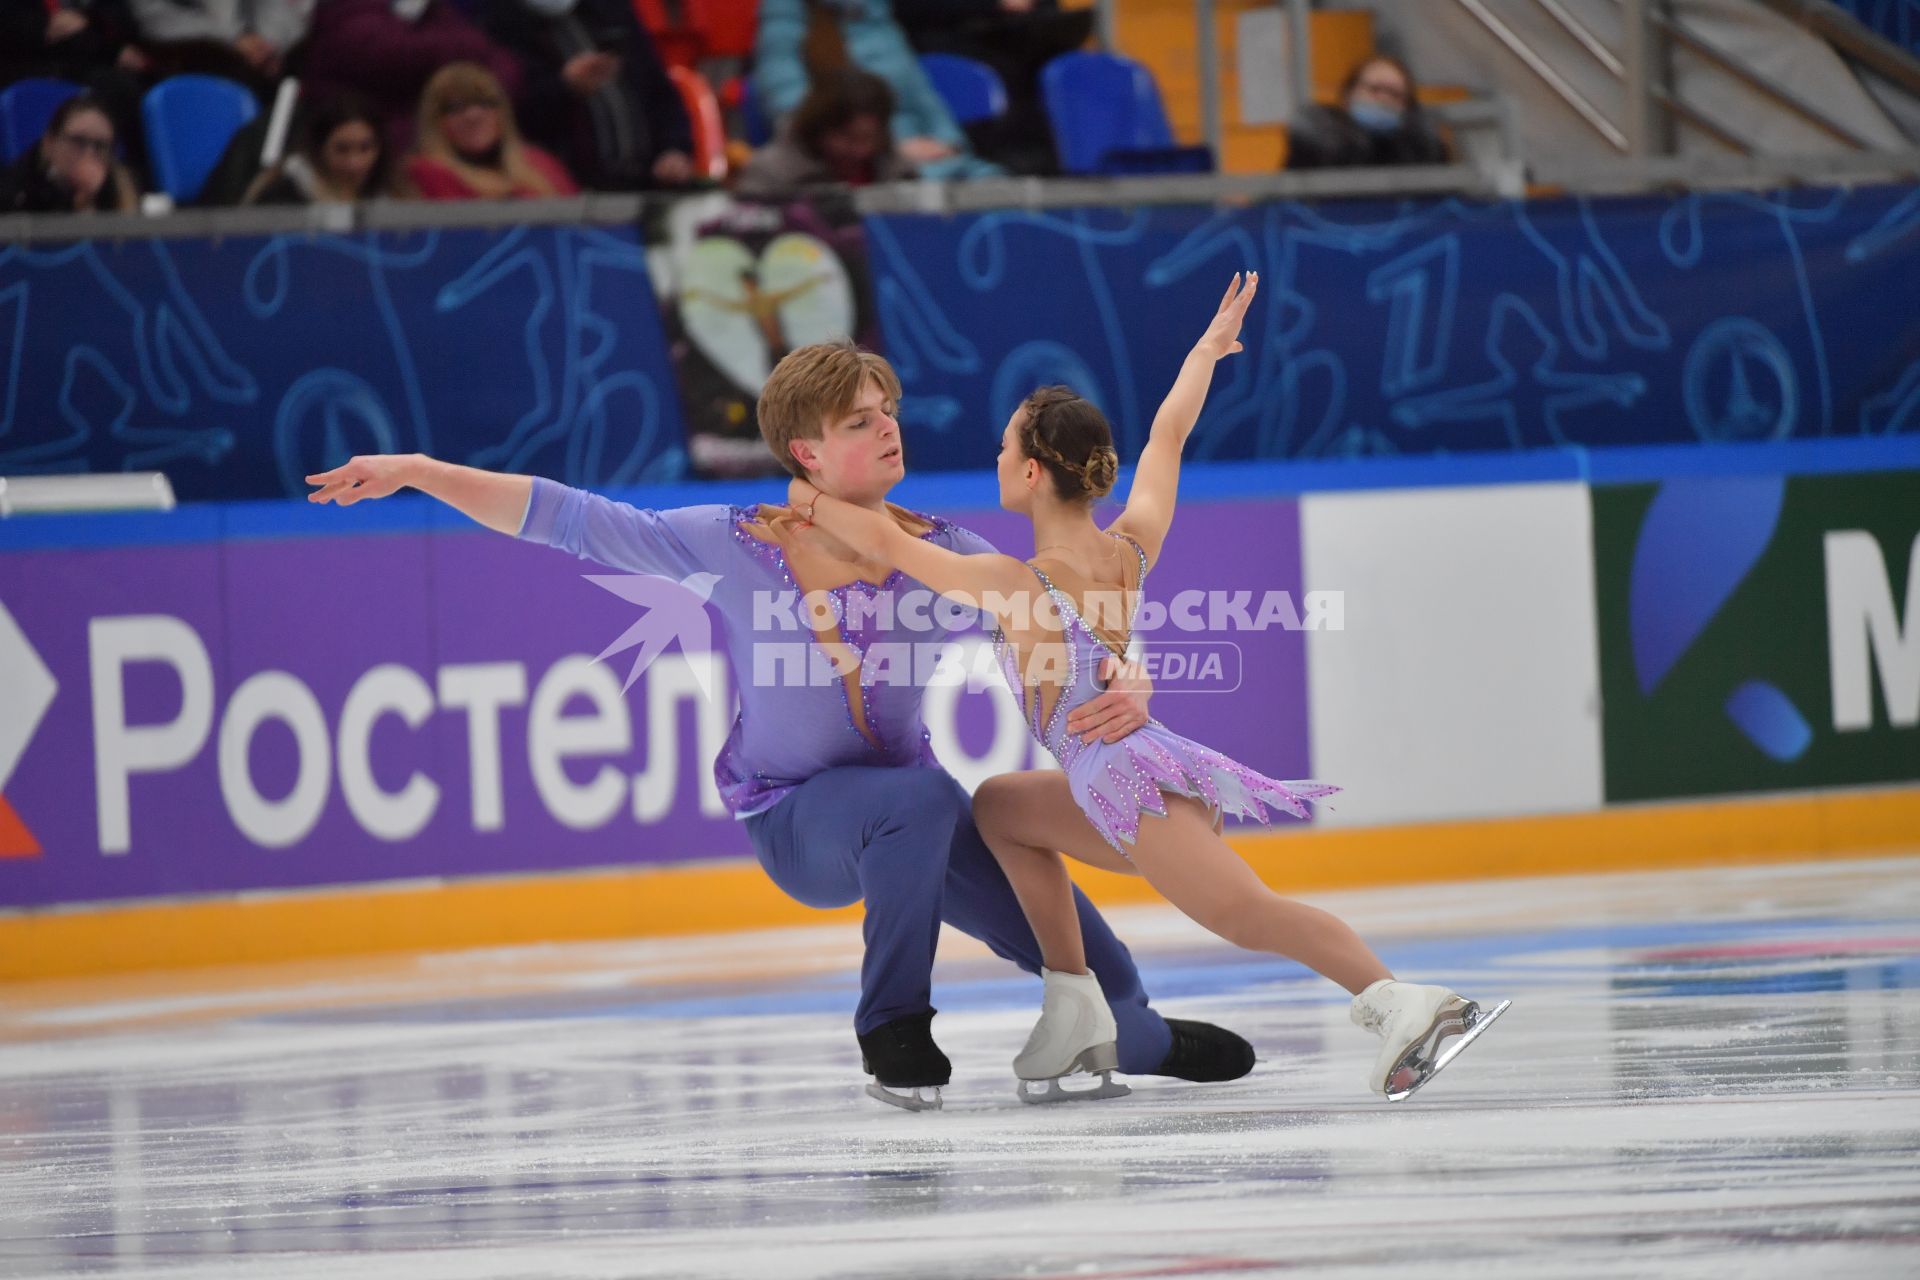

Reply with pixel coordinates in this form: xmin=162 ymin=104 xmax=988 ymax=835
xmin=993 ymin=532 xmax=1338 ymax=850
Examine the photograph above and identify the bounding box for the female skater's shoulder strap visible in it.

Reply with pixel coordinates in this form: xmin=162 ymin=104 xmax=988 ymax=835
xmin=1107 ymin=530 xmax=1150 ymax=589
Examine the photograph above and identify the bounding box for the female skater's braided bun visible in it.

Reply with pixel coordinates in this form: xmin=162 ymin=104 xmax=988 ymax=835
xmin=1079 ymin=445 xmax=1119 ymax=498
xmin=1019 ymin=386 xmax=1119 ymax=503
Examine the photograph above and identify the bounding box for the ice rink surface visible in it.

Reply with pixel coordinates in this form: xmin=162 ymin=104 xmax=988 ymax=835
xmin=3 ymin=855 xmax=1918 ymax=1279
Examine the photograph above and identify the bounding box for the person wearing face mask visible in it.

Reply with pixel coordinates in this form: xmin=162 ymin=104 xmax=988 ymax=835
xmin=242 ymin=92 xmax=394 ymax=202
xmin=301 ymin=0 xmax=525 ymax=152
xmin=1283 ymin=53 xmax=1449 ymax=171
xmin=0 ymin=94 xmax=139 ymax=213
xmin=476 ymin=0 xmax=694 ymax=191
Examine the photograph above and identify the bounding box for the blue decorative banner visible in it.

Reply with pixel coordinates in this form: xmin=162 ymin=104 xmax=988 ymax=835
xmin=5 ymin=185 xmax=1918 ymax=499
xmin=866 ymin=184 xmax=1920 ymax=471
xmin=0 ymin=225 xmax=690 ymax=500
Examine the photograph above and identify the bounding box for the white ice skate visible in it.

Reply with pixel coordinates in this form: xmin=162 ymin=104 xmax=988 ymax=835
xmin=1350 ymin=979 xmax=1510 ymax=1101
xmin=1013 ymin=968 xmax=1132 ymax=1105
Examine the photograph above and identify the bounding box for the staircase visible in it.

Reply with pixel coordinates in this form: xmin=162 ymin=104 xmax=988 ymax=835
xmin=1327 ymin=0 xmax=1920 ymax=163
xmin=1116 ymin=0 xmax=1920 ymax=175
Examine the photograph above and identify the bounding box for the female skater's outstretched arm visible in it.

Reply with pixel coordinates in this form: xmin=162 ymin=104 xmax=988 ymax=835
xmin=1107 ymin=271 xmax=1257 ymax=569
xmin=787 ymin=493 xmax=1036 ymax=612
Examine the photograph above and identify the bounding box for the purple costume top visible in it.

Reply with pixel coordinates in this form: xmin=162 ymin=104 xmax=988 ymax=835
xmin=518 ymin=478 xmax=994 ymax=818
xmin=994 ymin=532 xmax=1338 ymax=851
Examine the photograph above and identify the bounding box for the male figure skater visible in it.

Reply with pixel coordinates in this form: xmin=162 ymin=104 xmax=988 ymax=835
xmin=307 ymin=342 xmax=1255 ymax=1109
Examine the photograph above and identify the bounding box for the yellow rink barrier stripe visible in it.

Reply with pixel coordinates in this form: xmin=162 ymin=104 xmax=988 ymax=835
xmin=5 ymin=785 xmax=1918 ymax=982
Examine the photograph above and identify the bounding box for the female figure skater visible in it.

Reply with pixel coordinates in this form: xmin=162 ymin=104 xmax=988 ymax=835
xmin=788 ymin=272 xmax=1507 ymax=1102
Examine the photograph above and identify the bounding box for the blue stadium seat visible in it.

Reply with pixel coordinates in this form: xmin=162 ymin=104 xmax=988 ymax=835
xmin=142 ymin=75 xmax=257 ymax=204
xmin=1040 ymin=51 xmax=1213 ymax=176
xmin=0 ymin=79 xmax=85 ymax=164
xmin=739 ymin=74 xmax=772 ymax=147
xmin=918 ymin=53 xmax=1007 ymax=125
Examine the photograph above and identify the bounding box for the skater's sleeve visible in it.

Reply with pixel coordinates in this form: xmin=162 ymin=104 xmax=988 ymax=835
xmin=517 ymin=477 xmax=731 ymax=578
xmin=931 ymin=520 xmax=998 ymax=557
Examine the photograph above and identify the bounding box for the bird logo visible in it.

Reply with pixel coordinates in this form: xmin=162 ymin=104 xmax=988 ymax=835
xmin=585 ymin=572 xmax=724 ymax=701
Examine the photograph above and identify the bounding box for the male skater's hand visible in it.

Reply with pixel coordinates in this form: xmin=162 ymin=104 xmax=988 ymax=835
xmin=1067 ymin=655 xmax=1152 ymax=744
xmin=306 ymin=454 xmax=418 ymax=505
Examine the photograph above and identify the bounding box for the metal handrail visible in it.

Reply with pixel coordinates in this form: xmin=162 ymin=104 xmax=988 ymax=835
xmin=1451 ymin=0 xmax=1631 ymax=151
xmin=8 ymin=150 xmax=1920 ymax=247
xmin=1532 ymin=0 xmax=1755 ymax=152
xmin=1750 ymin=0 xmax=1920 ymax=98
xmin=1642 ymin=3 xmax=1875 ymax=148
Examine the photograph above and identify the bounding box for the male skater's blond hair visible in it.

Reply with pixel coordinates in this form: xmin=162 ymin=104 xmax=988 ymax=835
xmin=758 ymin=342 xmax=903 ymax=479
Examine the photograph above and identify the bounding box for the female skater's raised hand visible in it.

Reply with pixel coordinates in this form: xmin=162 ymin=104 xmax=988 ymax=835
xmin=1194 ymin=271 xmax=1257 ymax=361
xmin=1105 ymin=271 xmax=1259 ymax=570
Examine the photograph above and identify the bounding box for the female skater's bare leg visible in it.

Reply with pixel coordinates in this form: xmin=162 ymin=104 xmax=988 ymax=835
xmin=972 ymin=772 xmax=1137 ymax=977
xmin=976 ymin=774 xmax=1507 ymax=1098
xmin=975 ymin=774 xmax=1390 ymax=993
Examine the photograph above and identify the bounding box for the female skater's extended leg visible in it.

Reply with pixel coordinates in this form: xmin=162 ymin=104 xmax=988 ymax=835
xmin=1124 ymin=796 xmax=1506 ymax=1096
xmin=977 ymin=775 xmax=1389 ymax=993
xmin=1126 ymin=796 xmax=1391 ymax=994
xmin=977 ymin=775 xmax=1505 ymax=1098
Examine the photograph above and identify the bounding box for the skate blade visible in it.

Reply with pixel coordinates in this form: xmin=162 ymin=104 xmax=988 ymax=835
xmin=1016 ymin=1070 xmax=1132 ymax=1105
xmin=1385 ymin=998 xmax=1511 ymax=1102
xmin=865 ymin=1082 xmax=943 ymax=1112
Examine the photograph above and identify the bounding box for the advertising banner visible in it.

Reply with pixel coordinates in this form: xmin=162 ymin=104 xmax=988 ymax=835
xmin=1303 ymin=482 xmax=1603 ymax=827
xmin=0 ymin=493 xmax=1313 ymax=910
xmin=1594 ymin=470 xmax=1920 ymax=802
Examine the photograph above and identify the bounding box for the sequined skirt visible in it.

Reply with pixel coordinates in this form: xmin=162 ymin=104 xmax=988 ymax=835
xmin=1065 ymin=723 xmax=1339 ymax=851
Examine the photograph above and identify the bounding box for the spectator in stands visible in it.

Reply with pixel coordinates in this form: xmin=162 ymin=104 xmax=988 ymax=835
xmin=1 ymin=1 xmax=150 ymax=169
xmin=405 ymin=61 xmax=578 ymax=199
xmin=302 ymin=0 xmax=524 ymax=151
xmin=893 ymin=0 xmax=1091 ymax=174
xmin=2 ymin=0 xmax=142 ymax=82
xmin=477 ymin=0 xmax=694 ymax=191
xmin=0 ymin=93 xmax=138 ymax=212
xmin=735 ymin=68 xmax=914 ymax=197
xmin=753 ymin=0 xmax=1001 ymax=181
xmin=125 ymin=0 xmax=314 ymax=94
xmin=1285 ymin=54 xmax=1449 ymax=170
xmin=243 ymin=91 xmax=392 ymax=202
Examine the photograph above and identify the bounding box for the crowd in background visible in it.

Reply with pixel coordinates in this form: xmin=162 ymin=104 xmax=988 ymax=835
xmin=1 ymin=0 xmax=1451 ymax=215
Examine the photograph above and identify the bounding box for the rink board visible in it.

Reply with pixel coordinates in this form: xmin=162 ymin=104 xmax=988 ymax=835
xmin=4 ymin=453 xmax=1920 ymax=977
xmin=0 ymin=490 xmax=1311 ymax=910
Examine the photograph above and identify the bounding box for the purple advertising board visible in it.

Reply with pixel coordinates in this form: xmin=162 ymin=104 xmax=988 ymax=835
xmin=0 ymin=491 xmax=1311 ymax=910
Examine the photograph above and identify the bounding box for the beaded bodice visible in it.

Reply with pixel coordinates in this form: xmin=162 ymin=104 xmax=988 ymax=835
xmin=992 ymin=531 xmax=1151 ymax=771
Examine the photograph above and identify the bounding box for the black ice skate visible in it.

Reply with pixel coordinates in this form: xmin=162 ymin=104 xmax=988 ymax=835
xmin=858 ymin=1011 xmax=951 ymax=1112
xmin=1151 ymin=1019 xmax=1257 ymax=1082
